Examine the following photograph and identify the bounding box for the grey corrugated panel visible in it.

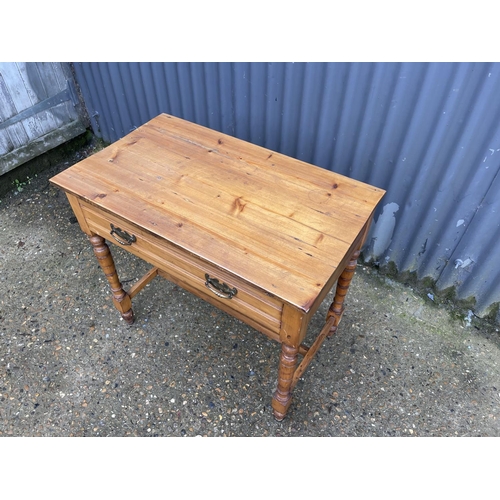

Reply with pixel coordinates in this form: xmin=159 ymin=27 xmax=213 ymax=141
xmin=72 ymin=62 xmax=500 ymax=323
xmin=437 ymin=166 xmax=500 ymax=318
xmin=392 ymin=64 xmax=497 ymax=265
xmin=377 ymin=63 xmax=500 ymax=320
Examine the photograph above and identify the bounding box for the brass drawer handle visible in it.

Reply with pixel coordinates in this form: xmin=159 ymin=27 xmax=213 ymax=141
xmin=205 ymin=273 xmax=237 ymax=299
xmin=110 ymin=224 xmax=136 ymax=245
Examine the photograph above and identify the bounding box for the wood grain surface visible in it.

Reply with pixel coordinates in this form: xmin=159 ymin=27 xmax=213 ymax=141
xmin=50 ymin=113 xmax=385 ymax=312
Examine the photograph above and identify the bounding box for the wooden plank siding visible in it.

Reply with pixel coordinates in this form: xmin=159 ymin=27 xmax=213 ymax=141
xmin=0 ymin=62 xmax=87 ymax=176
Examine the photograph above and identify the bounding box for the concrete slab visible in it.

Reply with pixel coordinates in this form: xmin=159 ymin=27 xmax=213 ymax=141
xmin=1 ymin=145 xmax=499 ymax=437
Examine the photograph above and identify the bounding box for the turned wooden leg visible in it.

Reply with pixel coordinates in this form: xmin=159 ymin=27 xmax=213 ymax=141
xmin=326 ymin=249 xmax=360 ymax=336
xmin=89 ymin=235 xmax=134 ymax=324
xmin=272 ymin=343 xmax=299 ymax=421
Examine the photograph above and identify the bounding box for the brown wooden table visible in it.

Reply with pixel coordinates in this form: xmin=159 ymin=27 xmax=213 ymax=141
xmin=50 ymin=114 xmax=385 ymax=420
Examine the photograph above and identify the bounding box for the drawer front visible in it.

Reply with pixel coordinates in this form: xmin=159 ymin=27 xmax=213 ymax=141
xmin=79 ymin=201 xmax=283 ymax=334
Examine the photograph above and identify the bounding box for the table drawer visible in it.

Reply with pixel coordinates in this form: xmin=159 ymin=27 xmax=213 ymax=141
xmin=79 ymin=201 xmax=283 ymax=335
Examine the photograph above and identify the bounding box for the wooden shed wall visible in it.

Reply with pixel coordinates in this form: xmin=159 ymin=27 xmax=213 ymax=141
xmin=0 ymin=62 xmax=87 ymax=176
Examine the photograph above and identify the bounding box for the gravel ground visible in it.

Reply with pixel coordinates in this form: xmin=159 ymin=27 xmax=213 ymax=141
xmin=1 ymin=140 xmax=500 ymax=438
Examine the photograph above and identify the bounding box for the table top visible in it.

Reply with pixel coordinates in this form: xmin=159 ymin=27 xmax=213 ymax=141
xmin=50 ymin=113 xmax=385 ymax=312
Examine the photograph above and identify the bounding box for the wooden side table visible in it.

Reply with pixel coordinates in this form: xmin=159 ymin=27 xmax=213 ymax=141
xmin=50 ymin=114 xmax=385 ymax=420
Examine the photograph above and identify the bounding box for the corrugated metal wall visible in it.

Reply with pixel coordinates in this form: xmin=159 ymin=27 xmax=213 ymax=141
xmin=72 ymin=62 xmax=500 ymax=323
